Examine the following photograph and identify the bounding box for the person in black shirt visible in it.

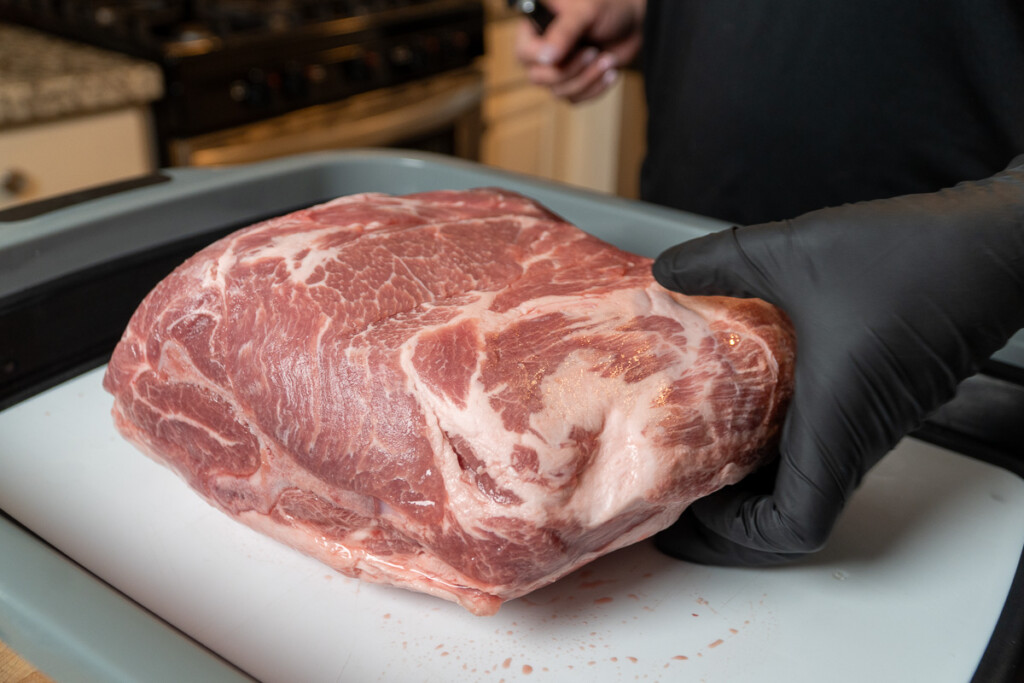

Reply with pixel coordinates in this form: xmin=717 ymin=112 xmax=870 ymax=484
xmin=516 ymin=0 xmax=1024 ymax=565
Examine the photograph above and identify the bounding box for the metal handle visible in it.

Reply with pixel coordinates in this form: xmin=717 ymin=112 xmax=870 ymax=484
xmin=170 ymin=70 xmax=484 ymax=167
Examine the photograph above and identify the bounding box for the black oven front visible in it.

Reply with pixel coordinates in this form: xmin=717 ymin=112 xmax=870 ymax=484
xmin=0 ymin=0 xmax=486 ymax=165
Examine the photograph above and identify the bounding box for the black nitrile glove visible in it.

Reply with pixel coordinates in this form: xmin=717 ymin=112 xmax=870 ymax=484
xmin=652 ymin=156 xmax=1024 ymax=566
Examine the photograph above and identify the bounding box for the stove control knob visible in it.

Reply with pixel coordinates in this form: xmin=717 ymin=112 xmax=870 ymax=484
xmin=229 ymin=69 xmax=272 ymax=107
xmin=229 ymin=79 xmax=248 ymax=103
xmin=389 ymin=45 xmax=414 ymax=68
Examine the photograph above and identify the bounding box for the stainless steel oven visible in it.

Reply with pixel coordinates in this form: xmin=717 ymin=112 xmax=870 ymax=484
xmin=0 ymin=0 xmax=486 ymax=165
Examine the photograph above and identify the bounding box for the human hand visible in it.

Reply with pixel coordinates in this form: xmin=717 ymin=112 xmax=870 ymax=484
xmin=651 ymin=157 xmax=1024 ymax=565
xmin=514 ymin=0 xmax=645 ymax=103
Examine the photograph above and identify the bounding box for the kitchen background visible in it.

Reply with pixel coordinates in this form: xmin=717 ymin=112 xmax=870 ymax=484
xmin=0 ymin=0 xmax=648 ymax=212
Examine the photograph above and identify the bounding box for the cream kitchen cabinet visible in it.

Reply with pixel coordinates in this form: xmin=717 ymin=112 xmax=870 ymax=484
xmin=479 ymin=6 xmax=646 ymax=197
xmin=0 ymin=22 xmax=163 ymax=212
xmin=0 ymin=106 xmax=157 ymax=211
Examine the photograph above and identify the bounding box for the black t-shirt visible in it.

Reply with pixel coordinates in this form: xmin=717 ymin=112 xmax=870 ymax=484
xmin=641 ymin=0 xmax=1024 ymax=225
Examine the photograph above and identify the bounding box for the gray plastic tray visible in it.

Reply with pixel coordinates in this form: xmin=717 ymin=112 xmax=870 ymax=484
xmin=1 ymin=151 xmax=1021 ymax=682
xmin=3 ymin=149 xmax=1019 ymax=366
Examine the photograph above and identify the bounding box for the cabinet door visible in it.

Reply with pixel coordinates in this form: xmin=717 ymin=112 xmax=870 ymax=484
xmin=0 ymin=107 xmax=156 ymax=210
xmin=480 ymin=14 xmax=643 ymax=195
xmin=481 ymin=86 xmax=558 ymax=179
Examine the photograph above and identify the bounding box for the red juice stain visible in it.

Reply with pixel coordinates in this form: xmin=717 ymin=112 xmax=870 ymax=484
xmin=580 ymin=580 xmax=613 ymax=589
xmin=627 ymin=656 xmax=638 ymax=663
xmin=502 ymin=657 xmax=512 ymax=669
xmin=709 ymin=639 xmax=724 ymax=649
xmin=673 ymin=655 xmax=688 ymax=661
xmin=522 ymin=665 xmax=533 ymax=674
xmin=595 ymin=597 xmax=614 ymax=605
xmin=730 ymin=628 xmax=739 ymax=634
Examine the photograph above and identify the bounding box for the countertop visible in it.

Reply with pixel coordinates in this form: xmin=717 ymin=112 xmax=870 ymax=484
xmin=1 ymin=639 xmax=50 ymax=683
xmin=0 ymin=23 xmax=163 ymax=129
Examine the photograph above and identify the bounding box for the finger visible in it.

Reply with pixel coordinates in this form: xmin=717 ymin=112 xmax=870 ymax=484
xmin=653 ymin=227 xmax=770 ymax=299
xmin=565 ymin=65 xmax=618 ymax=104
xmin=654 ymin=508 xmax=801 ymax=566
xmin=602 ymin=30 xmax=643 ymax=71
xmin=686 ymin=467 xmax=838 ymax=557
xmin=530 ymin=4 xmax=596 ymax=66
xmin=527 ymin=46 xmax=601 ymax=88
xmin=514 ymin=20 xmax=550 ymax=67
xmin=551 ymin=52 xmax=618 ymax=101
xmin=685 ymin=363 xmax=862 ymax=558
xmin=653 ymin=459 xmax=809 ymax=566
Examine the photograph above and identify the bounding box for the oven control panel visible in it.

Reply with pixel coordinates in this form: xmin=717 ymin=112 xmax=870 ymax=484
xmin=0 ymin=0 xmax=486 ymax=138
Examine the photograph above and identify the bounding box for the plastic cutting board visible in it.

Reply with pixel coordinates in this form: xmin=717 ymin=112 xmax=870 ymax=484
xmin=0 ymin=152 xmax=1022 ymax=682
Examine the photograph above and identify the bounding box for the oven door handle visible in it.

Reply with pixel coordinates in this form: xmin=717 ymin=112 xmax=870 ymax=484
xmin=171 ymin=71 xmax=484 ymax=167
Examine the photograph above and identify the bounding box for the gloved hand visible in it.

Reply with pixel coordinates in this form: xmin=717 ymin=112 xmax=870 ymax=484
xmin=652 ymin=156 xmax=1024 ymax=565
xmin=514 ymin=0 xmax=645 ymax=103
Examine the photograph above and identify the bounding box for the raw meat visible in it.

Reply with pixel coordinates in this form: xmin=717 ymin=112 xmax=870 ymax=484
xmin=103 ymin=188 xmax=795 ymax=615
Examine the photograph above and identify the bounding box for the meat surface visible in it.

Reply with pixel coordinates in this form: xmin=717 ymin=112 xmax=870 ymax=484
xmin=103 ymin=188 xmax=795 ymax=615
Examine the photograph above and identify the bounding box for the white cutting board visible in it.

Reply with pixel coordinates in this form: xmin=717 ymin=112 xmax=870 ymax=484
xmin=1 ymin=366 xmax=1022 ymax=683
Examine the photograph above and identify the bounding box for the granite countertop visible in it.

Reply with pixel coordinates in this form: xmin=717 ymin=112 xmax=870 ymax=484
xmin=0 ymin=23 xmax=164 ymax=129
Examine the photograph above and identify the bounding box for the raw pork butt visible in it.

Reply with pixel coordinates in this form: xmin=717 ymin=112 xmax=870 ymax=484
xmin=104 ymin=188 xmax=795 ymax=615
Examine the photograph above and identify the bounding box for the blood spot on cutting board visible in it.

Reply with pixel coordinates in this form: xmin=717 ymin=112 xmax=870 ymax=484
xmin=502 ymin=657 xmax=512 ymax=669
xmin=708 ymin=639 xmax=724 ymax=649
xmin=595 ymin=597 xmax=614 ymax=605
xmin=522 ymin=664 xmax=533 ymax=674
xmin=673 ymin=655 xmax=688 ymax=661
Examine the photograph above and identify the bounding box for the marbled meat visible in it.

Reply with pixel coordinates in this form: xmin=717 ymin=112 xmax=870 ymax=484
xmin=103 ymin=188 xmax=795 ymax=615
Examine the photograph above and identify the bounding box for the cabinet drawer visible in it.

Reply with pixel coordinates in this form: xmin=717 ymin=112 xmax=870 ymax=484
xmin=0 ymin=107 xmax=156 ymax=210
